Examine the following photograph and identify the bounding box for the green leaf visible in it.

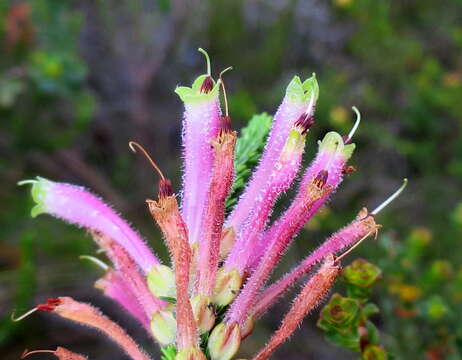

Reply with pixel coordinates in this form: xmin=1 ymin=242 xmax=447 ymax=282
xmin=324 ymin=330 xmax=361 ymax=352
xmin=362 ymin=344 xmax=388 ymax=360
xmin=365 ymin=320 xmax=380 ymax=345
xmin=225 ymin=112 xmax=272 ymax=211
xmin=160 ymin=344 xmax=177 ymax=360
xmin=158 ymin=296 xmax=176 ymax=304
xmin=362 ymin=303 xmax=380 ymax=318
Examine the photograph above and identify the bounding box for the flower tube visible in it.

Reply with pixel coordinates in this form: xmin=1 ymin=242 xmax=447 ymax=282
xmin=175 ymin=48 xmax=222 ymax=246
xmin=19 ymin=177 xmax=159 ymax=274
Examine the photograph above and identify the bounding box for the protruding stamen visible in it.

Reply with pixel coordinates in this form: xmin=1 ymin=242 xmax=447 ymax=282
xmin=129 ymin=141 xmax=166 ymax=180
xmin=219 ymin=66 xmax=233 ymax=117
xmin=344 ymin=106 xmax=361 ymax=144
xmin=371 ymin=178 xmax=408 ymax=215
xmin=21 ymin=349 xmax=55 ymax=359
xmin=11 ymin=307 xmax=38 ymax=322
xmin=294 ymin=113 xmax=315 ymax=135
xmin=198 ymin=48 xmax=211 ymax=76
xmin=79 ymin=255 xmax=109 ymax=271
xmin=334 ymin=230 xmax=376 ymax=263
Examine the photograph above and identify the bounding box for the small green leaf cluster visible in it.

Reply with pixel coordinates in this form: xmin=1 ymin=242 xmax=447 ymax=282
xmin=318 ymin=259 xmax=388 ymax=359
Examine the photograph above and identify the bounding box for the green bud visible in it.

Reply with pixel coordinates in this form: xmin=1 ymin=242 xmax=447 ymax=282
xmin=208 ymin=322 xmax=241 ymax=360
xmin=151 ymin=310 xmax=177 ymax=346
xmin=240 ymin=315 xmax=255 ymax=339
xmin=18 ymin=176 xmax=51 ymax=217
xmin=212 ymin=268 xmax=242 ymax=306
xmin=175 ymin=347 xmax=207 ymax=360
xmin=148 ymin=264 xmax=176 ymax=299
xmin=317 ymin=293 xmax=360 ymax=334
xmin=190 ymin=295 xmax=215 ymax=334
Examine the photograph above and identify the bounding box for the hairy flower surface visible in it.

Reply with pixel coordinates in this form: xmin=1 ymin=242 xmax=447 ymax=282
xmin=17 ymin=49 xmax=406 ymax=360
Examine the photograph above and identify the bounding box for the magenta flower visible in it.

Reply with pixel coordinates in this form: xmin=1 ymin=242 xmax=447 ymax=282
xmin=16 ymin=49 xmax=407 ymax=360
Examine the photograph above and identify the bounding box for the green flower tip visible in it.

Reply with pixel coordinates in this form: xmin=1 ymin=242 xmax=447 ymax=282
xmin=175 ymin=74 xmax=221 ymax=103
xmin=286 ymin=73 xmax=319 ymax=104
xmin=318 ymin=132 xmax=355 ymax=160
xmin=18 ymin=176 xmax=51 ymax=218
xmin=175 ymin=47 xmax=222 ymax=103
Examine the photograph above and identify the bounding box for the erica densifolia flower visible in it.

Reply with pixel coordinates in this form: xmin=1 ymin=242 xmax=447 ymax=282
xmin=16 ymin=49 xmax=407 ymax=360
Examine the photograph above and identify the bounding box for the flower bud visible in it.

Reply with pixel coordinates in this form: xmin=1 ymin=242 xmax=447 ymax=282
xmin=220 ymin=227 xmax=236 ymax=259
xmin=190 ymin=295 xmax=215 ymax=334
xmin=151 ymin=310 xmax=177 ymax=346
xmin=208 ymin=322 xmax=241 ymax=360
xmin=176 ymin=347 xmax=208 ymax=360
xmin=240 ymin=315 xmax=255 ymax=339
xmin=212 ymin=268 xmax=241 ymax=306
xmin=147 ymin=264 xmax=176 ymax=299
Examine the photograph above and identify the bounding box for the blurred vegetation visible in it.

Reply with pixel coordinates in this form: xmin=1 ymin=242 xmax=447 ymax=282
xmin=1 ymin=0 xmax=462 ymax=359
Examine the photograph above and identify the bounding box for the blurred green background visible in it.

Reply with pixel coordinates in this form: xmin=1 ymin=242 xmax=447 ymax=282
xmin=1 ymin=0 xmax=462 ymax=359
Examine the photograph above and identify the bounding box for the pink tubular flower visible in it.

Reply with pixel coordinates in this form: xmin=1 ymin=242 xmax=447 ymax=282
xmin=37 ymin=297 xmax=152 ymax=360
xmin=18 ymin=49 xmax=407 ymax=360
xmin=19 ymin=177 xmax=159 ymax=274
xmin=247 ymin=129 xmax=356 ymax=272
xmin=196 ymin=122 xmax=237 ymax=297
xmin=225 ymin=75 xmax=318 ymax=234
xmin=175 ymin=49 xmax=222 ymax=246
xmin=252 ymin=207 xmax=380 ymax=320
xmin=253 ymin=255 xmax=341 ymax=360
xmin=223 ymin=76 xmax=319 ymax=276
xmin=225 ymin=173 xmax=334 ymax=327
xmin=95 ymin=269 xmax=151 ymax=332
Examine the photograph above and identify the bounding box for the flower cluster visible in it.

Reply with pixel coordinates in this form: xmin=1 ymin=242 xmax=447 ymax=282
xmin=16 ymin=49 xmax=406 ymax=360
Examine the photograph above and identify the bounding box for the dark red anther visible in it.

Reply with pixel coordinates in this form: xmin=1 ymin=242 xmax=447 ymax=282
xmin=219 ymin=116 xmax=232 ymax=133
xmin=313 ymin=170 xmax=329 ymax=189
xmin=295 ymin=113 xmax=315 ymax=135
xmin=37 ymin=298 xmax=61 ymax=312
xmin=200 ymin=76 xmax=214 ymax=94
xmin=342 ymin=165 xmax=356 ymax=175
xmin=158 ymin=179 xmax=173 ymax=199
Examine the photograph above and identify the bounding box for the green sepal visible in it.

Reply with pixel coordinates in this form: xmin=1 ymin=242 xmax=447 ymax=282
xmin=160 ymin=344 xmax=177 ymax=360
xmin=318 ymin=131 xmax=355 ymax=161
xmin=18 ymin=176 xmax=51 ymax=218
xmin=175 ymin=74 xmax=220 ymax=103
xmin=285 ymin=73 xmax=319 ymax=104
